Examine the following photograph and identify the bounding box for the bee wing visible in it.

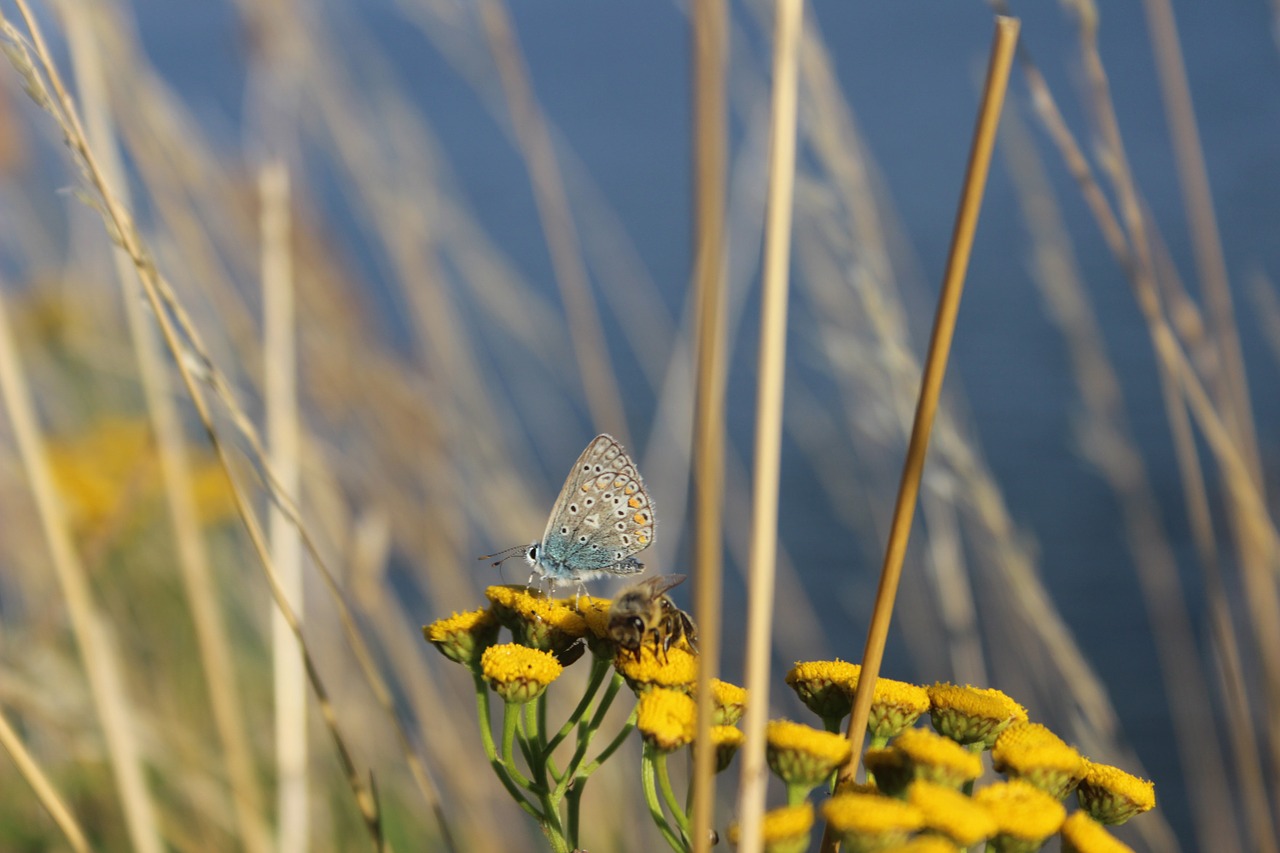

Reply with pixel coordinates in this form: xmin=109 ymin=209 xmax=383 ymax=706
xmin=634 ymin=573 xmax=687 ymax=598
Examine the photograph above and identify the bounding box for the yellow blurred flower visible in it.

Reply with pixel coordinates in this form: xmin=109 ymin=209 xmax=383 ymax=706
xmin=1060 ymin=810 xmax=1135 ymax=852
xmin=46 ymin=415 xmax=236 ymax=536
xmin=423 ymin=607 xmax=499 ymax=667
xmin=906 ymin=780 xmax=996 ymax=847
xmin=1075 ymin=759 xmax=1156 ymax=825
xmin=766 ymin=719 xmax=852 ymax=789
xmin=728 ymin=803 xmax=814 ymax=853
xmin=879 ymin=837 xmax=961 ymax=853
xmin=480 ymin=643 xmax=563 ymax=704
xmin=821 ymin=792 xmax=923 ymax=852
xmin=636 ymin=688 xmax=697 ymax=752
xmin=992 ymin=721 xmax=1086 ymax=799
xmin=973 ymin=779 xmax=1066 ymax=852
xmin=927 ymin=683 xmax=1027 ymax=749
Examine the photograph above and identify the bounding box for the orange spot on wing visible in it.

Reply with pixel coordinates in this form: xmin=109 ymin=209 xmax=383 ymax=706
xmin=628 ymin=497 xmax=641 ymax=508
xmin=633 ymin=512 xmax=648 ymax=525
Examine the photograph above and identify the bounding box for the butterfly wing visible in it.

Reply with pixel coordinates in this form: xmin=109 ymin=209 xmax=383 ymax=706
xmin=538 ymin=435 xmax=655 ymax=581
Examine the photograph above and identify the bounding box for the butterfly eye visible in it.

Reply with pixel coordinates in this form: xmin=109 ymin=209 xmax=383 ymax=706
xmin=527 ymin=545 xmax=538 ymax=560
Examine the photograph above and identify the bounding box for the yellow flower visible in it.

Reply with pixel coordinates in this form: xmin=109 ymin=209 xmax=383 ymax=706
xmin=973 ymin=779 xmax=1066 ymax=853
xmin=572 ymin=594 xmax=616 ymax=658
xmin=423 ymin=608 xmax=499 ymax=666
xmin=906 ymin=780 xmax=996 ymax=846
xmin=863 ymin=747 xmax=912 ymax=796
xmin=480 ymin=643 xmax=563 ymax=704
xmin=786 ymin=661 xmax=929 ymax=738
xmin=728 ymin=803 xmax=814 ymax=853
xmin=1060 ymin=810 xmax=1135 ymax=853
xmin=46 ymin=415 xmax=237 ymax=536
xmin=821 ymin=792 xmax=924 ymax=852
xmin=712 ymin=678 xmax=747 ymax=725
xmin=485 ymin=585 xmax=587 ymax=658
xmin=711 ymin=725 xmax=745 ymax=773
xmin=636 ymin=688 xmax=697 ymax=752
xmin=766 ymin=720 xmax=853 ymax=789
xmin=889 ymin=727 xmax=983 ymax=790
xmin=927 ymin=683 xmax=1027 ymax=749
xmin=1075 ymin=760 xmax=1155 ymax=825
xmin=614 ymin=644 xmax=698 ymax=693
xmin=786 ymin=659 xmax=860 ymax=722
xmin=992 ymin=722 xmax=1085 ymax=799
xmin=867 ymin=678 xmax=931 ymax=741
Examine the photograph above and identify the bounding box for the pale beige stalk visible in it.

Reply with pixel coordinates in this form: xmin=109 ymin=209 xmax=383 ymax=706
xmin=735 ymin=1 xmax=803 ymax=851
xmin=263 ymin=163 xmax=310 ymax=853
xmin=690 ymin=2 xmax=729 ymax=851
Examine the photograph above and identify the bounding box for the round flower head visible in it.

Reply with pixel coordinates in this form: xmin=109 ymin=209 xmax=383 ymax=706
xmin=1060 ymin=810 xmax=1135 ymax=853
xmin=862 ymin=747 xmax=913 ymax=797
xmin=928 ymin=683 xmax=1027 ymax=749
xmin=423 ymin=607 xmax=499 ymax=667
xmin=866 ymin=678 xmax=931 ymax=741
xmin=891 ymin=727 xmax=983 ymax=790
xmin=766 ymin=719 xmax=853 ymax=790
xmin=728 ymin=803 xmax=814 ymax=853
xmin=992 ymin=722 xmax=1085 ymax=799
xmin=906 ymin=780 xmax=997 ymax=847
xmin=636 ymin=688 xmax=697 ymax=752
xmin=821 ymin=791 xmax=924 ymax=852
xmin=1075 ymin=759 xmax=1155 ymax=825
xmin=711 ymin=725 xmax=745 ymax=773
xmin=712 ymin=678 xmax=748 ymax=725
xmin=786 ymin=660 xmax=860 ymax=723
xmin=614 ymin=644 xmax=698 ymax=694
xmin=485 ymin=585 xmax=587 ymax=658
xmin=480 ymin=643 xmax=563 ymax=704
xmin=973 ymin=779 xmax=1066 ymax=853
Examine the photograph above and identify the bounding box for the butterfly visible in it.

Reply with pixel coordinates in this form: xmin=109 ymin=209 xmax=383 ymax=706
xmin=484 ymin=434 xmax=655 ymax=593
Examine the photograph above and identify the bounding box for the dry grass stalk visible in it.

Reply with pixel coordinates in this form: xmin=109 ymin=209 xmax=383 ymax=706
xmin=735 ymin=1 xmax=804 ymax=851
xmin=689 ymin=2 xmax=730 ymax=851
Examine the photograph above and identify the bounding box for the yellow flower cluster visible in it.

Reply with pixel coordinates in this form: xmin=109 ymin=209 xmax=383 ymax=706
xmin=485 ymin=585 xmax=586 ymax=656
xmin=614 ymin=644 xmax=698 ymax=693
xmin=1060 ymin=810 xmax=1135 ymax=853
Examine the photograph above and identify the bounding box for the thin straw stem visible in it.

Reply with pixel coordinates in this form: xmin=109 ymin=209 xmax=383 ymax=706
xmin=734 ymin=0 xmax=804 ymax=851
xmin=263 ymin=162 xmax=310 ymax=853
xmin=689 ymin=1 xmax=729 ymax=851
xmin=823 ymin=18 xmax=1019 ymax=848
xmin=0 ymin=703 xmax=91 ymax=853
xmin=0 ymin=281 xmax=164 ymax=853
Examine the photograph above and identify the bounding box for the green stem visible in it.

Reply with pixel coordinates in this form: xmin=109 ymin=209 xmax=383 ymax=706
xmin=472 ymin=672 xmax=541 ymax=819
xmin=822 ymin=715 xmax=845 ymax=734
xmin=963 ymin=742 xmax=984 ymax=796
xmin=786 ymin=782 xmax=811 ymax=807
xmin=545 ymin=657 xmax=609 ymax=756
xmin=501 ymin=701 xmax=534 ymax=789
xmin=642 ymin=743 xmax=688 ymax=852
xmin=654 ymin=750 xmax=690 ymax=846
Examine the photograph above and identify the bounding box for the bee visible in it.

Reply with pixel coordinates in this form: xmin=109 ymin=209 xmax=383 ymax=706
xmin=607 ymin=574 xmax=698 ymax=662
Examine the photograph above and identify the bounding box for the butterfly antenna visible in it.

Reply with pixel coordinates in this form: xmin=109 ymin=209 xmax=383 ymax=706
xmin=479 ymin=543 xmax=528 ymax=569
